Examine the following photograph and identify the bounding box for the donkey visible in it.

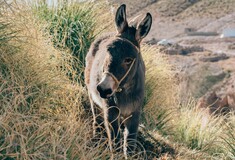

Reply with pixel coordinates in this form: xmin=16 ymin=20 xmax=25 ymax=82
xmin=85 ymin=4 xmax=152 ymax=157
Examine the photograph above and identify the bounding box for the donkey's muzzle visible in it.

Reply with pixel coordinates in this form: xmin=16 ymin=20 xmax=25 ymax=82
xmin=97 ymin=85 xmax=113 ymax=99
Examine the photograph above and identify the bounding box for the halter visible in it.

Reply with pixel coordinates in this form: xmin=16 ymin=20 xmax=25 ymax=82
xmin=103 ymin=58 xmax=136 ymax=94
xmin=102 ymin=37 xmax=139 ymax=96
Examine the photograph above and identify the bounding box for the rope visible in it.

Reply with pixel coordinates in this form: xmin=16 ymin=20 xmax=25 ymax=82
xmin=102 ymin=36 xmax=139 ymax=95
xmin=103 ymin=58 xmax=136 ymax=94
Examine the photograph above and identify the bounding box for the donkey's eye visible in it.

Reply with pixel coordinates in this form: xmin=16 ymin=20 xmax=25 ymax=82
xmin=124 ymin=58 xmax=133 ymax=65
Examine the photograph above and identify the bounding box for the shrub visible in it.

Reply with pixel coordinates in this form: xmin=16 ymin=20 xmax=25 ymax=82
xmin=221 ymin=114 xmax=235 ymax=159
xmin=34 ymin=1 xmax=111 ymax=82
xmin=0 ymin=2 xmax=88 ymax=159
xmin=141 ymin=45 xmax=178 ymax=135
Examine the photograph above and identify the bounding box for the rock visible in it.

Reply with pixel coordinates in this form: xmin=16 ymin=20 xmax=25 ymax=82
xmin=184 ymin=28 xmax=197 ymax=33
xmin=145 ymin=38 xmax=159 ymax=45
xmin=220 ymin=28 xmax=235 ymax=38
xmin=196 ymin=91 xmax=232 ymax=114
xmin=197 ymin=75 xmax=235 ymax=114
xmin=227 ymin=92 xmax=235 ymax=110
xmin=199 ymin=53 xmax=229 ymax=62
xmin=158 ymin=43 xmax=204 ymax=55
xmin=185 ymin=28 xmax=219 ymax=36
xmin=157 ymin=39 xmax=173 ymax=46
xmin=228 ymin=43 xmax=235 ymax=50
xmin=181 ymin=45 xmax=204 ymax=55
xmin=226 ymin=84 xmax=235 ymax=110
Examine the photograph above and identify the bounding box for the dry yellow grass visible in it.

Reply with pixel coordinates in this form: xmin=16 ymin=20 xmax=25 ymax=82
xmin=0 ymin=1 xmax=234 ymax=160
xmin=0 ymin=2 xmax=91 ymax=159
xmin=141 ymin=45 xmax=179 ymax=134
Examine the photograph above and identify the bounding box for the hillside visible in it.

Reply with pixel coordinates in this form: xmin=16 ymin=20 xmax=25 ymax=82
xmin=0 ymin=1 xmax=234 ymax=159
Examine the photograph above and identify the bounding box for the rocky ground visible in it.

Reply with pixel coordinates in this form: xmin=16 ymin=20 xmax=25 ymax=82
xmin=109 ymin=0 xmax=235 ymax=113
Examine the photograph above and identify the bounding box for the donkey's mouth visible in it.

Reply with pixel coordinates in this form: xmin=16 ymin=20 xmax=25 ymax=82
xmin=99 ymin=93 xmax=111 ymax=99
xmin=99 ymin=92 xmax=115 ymax=99
xmin=99 ymin=89 xmax=118 ymax=99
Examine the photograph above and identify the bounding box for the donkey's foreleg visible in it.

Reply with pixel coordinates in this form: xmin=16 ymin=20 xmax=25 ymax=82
xmin=88 ymin=93 xmax=96 ymax=136
xmin=123 ymin=111 xmax=140 ymax=154
xmin=108 ymin=106 xmax=121 ymax=149
xmin=103 ymin=107 xmax=114 ymax=156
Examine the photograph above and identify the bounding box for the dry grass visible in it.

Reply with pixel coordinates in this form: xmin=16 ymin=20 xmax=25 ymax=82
xmin=141 ymin=45 xmax=178 ymax=134
xmin=173 ymin=100 xmax=225 ymax=155
xmin=0 ymin=2 xmax=90 ymax=159
xmin=0 ymin=1 xmax=234 ymax=160
xmin=32 ymin=0 xmax=114 ymax=83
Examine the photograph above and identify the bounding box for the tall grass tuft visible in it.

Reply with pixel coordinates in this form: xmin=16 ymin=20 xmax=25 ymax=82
xmin=141 ymin=45 xmax=178 ymax=134
xmin=221 ymin=114 xmax=235 ymax=159
xmin=174 ymin=101 xmax=223 ymax=150
xmin=0 ymin=2 xmax=91 ymax=159
xmin=34 ymin=1 xmax=112 ymax=82
xmin=169 ymin=100 xmax=235 ymax=159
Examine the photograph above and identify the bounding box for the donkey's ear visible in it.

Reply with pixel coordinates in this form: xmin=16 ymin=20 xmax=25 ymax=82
xmin=115 ymin=4 xmax=128 ymax=33
xmin=136 ymin=13 xmax=152 ymax=42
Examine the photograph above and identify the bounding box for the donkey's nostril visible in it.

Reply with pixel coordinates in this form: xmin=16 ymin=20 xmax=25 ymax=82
xmin=97 ymin=85 xmax=113 ymax=98
xmin=97 ymin=85 xmax=102 ymax=93
xmin=105 ymin=88 xmax=112 ymax=95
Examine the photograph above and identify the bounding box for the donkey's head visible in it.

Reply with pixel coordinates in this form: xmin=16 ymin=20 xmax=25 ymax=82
xmin=97 ymin=4 xmax=152 ymax=99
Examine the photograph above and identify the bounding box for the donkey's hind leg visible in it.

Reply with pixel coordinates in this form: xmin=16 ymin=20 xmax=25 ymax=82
xmin=88 ymin=93 xmax=97 ymax=136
